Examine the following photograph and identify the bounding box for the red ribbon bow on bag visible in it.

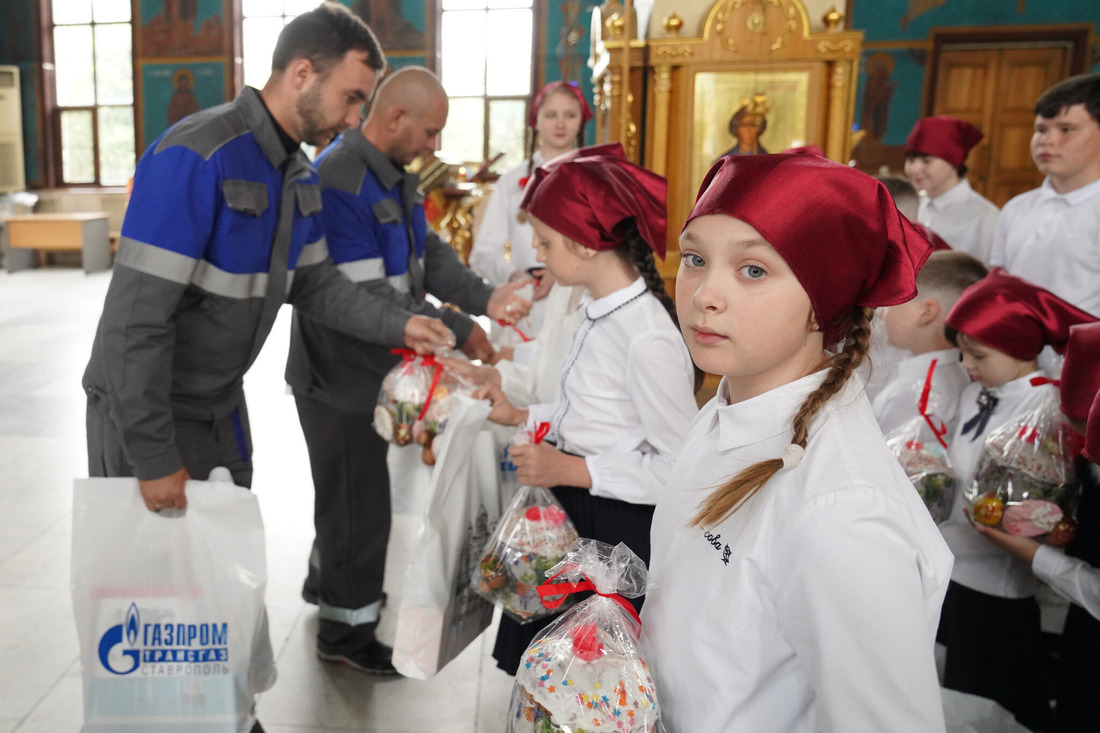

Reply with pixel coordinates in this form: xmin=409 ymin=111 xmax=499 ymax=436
xmin=535 ymin=566 xmax=641 ymax=625
xmin=391 ymin=348 xmax=444 ymax=422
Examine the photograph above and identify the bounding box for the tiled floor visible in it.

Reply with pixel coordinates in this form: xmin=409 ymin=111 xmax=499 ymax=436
xmin=0 ymin=267 xmax=515 ymax=732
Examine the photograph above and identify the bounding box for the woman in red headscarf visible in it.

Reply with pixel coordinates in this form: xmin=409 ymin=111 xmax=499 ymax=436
xmin=474 ymin=143 xmax=699 ymax=675
xmin=468 ymin=81 xmax=593 ymax=294
xmin=642 ymin=154 xmax=954 ymax=732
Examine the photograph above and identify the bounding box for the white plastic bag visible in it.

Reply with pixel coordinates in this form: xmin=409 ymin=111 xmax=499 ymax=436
xmin=392 ymin=394 xmax=502 ymax=678
xmin=72 ymin=474 xmax=275 ymax=732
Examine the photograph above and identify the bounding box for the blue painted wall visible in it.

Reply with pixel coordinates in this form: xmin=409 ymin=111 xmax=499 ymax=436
xmin=850 ymin=0 xmax=1100 ymax=148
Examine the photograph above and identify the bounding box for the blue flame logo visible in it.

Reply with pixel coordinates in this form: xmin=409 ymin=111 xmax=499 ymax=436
xmin=97 ymin=605 xmax=141 ymax=675
xmin=125 ymin=603 xmax=139 ymax=646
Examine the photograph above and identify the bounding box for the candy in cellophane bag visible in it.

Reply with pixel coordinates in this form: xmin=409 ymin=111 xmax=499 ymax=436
xmin=886 ymin=415 xmax=958 ymax=524
xmin=373 ymin=349 xmax=474 ymax=465
xmin=964 ymin=385 xmax=1081 ymax=546
xmin=507 ymin=540 xmax=660 ymax=733
xmin=473 ymin=479 xmax=578 ymax=623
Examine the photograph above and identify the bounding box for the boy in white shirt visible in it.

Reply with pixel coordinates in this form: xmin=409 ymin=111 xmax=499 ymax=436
xmin=905 ymin=116 xmax=1000 ymax=262
xmin=874 ymin=250 xmax=987 ymax=437
xmin=990 ymin=73 xmax=1100 ymax=316
xmin=937 ymin=269 xmax=1097 ymax=730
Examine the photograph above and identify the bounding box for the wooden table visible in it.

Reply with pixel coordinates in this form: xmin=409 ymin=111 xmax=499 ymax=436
xmin=1 ymin=212 xmax=112 ymax=273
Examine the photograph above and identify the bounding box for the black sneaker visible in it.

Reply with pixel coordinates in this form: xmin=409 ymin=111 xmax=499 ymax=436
xmin=316 ymin=639 xmax=399 ymax=676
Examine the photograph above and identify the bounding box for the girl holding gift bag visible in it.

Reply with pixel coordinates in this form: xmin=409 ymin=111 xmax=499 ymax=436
xmin=476 ymin=143 xmax=698 ymax=675
xmin=643 ymin=154 xmax=955 ymax=732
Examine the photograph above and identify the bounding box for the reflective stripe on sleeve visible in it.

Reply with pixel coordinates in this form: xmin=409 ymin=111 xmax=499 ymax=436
xmin=297 ymin=237 xmax=329 ymax=267
xmin=337 ymin=257 xmax=387 ymax=283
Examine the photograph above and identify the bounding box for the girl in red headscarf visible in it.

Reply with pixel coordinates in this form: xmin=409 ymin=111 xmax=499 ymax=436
xmin=468 ymin=81 xmax=592 ymax=294
xmin=475 ymin=143 xmax=698 ymax=675
xmin=642 ymin=154 xmax=954 ymax=732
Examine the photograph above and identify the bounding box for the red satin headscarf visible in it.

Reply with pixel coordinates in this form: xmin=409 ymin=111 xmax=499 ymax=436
xmin=905 ymin=116 xmax=984 ymax=168
xmin=1060 ymin=322 xmax=1100 ymax=423
xmin=1085 ymin=390 xmax=1100 ymax=464
xmin=528 ymin=81 xmax=594 ymax=129
xmin=684 ymin=153 xmax=934 ymax=346
xmin=945 ymin=268 xmax=1098 ymax=361
xmin=520 ymin=143 xmax=668 ymax=258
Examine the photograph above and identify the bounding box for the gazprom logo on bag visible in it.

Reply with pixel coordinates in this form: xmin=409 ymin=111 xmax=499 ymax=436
xmin=97 ymin=602 xmax=229 ymax=676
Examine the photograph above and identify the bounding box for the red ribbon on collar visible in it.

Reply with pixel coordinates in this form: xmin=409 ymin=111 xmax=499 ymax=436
xmin=918 ymin=358 xmax=949 ymax=449
xmin=1029 ymin=376 xmax=1061 ymax=388
xmin=536 ymin=567 xmax=641 ymax=625
xmin=390 ymin=348 xmax=444 ymax=422
xmin=496 ymin=319 xmax=532 ymax=342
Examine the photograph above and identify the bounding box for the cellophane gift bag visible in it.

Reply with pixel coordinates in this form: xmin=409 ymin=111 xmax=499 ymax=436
xmin=964 ymin=385 xmax=1081 ymax=546
xmin=373 ymin=349 xmax=474 ymax=465
xmin=472 ymin=482 xmax=579 ymax=624
xmin=507 ymin=539 xmax=660 ymax=733
xmin=71 ymin=472 xmax=274 ymax=732
xmin=886 ymin=415 xmax=958 ymax=524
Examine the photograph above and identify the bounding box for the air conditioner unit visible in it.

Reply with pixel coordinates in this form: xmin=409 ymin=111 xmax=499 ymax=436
xmin=0 ymin=65 xmax=27 ymax=193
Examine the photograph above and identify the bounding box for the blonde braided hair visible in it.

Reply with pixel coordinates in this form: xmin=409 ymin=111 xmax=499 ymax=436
xmin=689 ymin=306 xmax=876 ymax=528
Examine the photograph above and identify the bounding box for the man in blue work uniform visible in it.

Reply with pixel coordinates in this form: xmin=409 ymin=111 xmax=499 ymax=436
xmin=286 ymin=66 xmax=532 ymax=674
xmin=82 ymin=10 xmax=459 ymax=722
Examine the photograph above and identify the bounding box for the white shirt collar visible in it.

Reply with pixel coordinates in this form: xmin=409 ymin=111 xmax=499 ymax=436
xmin=987 ymin=370 xmax=1047 ymax=400
xmin=1037 ymin=176 xmax=1100 ymax=206
xmin=714 ymin=370 xmax=830 ymax=450
xmin=581 ymin=277 xmax=648 ymax=320
xmin=927 ymin=178 xmax=973 ymax=209
xmin=896 ymin=348 xmax=959 ymax=379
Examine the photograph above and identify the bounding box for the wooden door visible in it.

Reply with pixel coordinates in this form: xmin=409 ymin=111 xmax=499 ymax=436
xmin=932 ymin=45 xmax=1068 ymax=207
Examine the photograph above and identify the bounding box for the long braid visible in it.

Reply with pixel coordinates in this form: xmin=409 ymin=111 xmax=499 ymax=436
xmin=623 ymin=220 xmax=677 ymax=326
xmin=688 ymin=306 xmax=876 ymax=528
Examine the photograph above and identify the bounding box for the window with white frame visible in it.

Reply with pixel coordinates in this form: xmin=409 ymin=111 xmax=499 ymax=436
xmin=49 ymin=0 xmax=135 ymax=186
xmin=438 ymin=0 xmax=534 ymax=171
xmin=240 ymin=0 xmax=322 ymax=91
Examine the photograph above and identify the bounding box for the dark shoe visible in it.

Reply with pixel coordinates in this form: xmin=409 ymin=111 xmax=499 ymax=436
xmin=316 ymin=639 xmax=399 ymax=676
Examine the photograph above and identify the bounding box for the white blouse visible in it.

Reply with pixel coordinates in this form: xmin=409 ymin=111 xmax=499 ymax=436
xmin=1033 ymin=463 xmax=1100 ymax=623
xmin=644 ymin=371 xmax=953 ymax=733
xmin=496 ymin=283 xmax=585 ymax=406
xmin=872 ymin=348 xmax=971 ymax=438
xmin=941 ymin=372 xmax=1054 ymax=598
xmin=468 ymin=154 xmax=542 ymax=286
xmin=917 ymin=179 xmax=999 ymax=263
xmin=526 ymin=277 xmax=697 ymax=505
